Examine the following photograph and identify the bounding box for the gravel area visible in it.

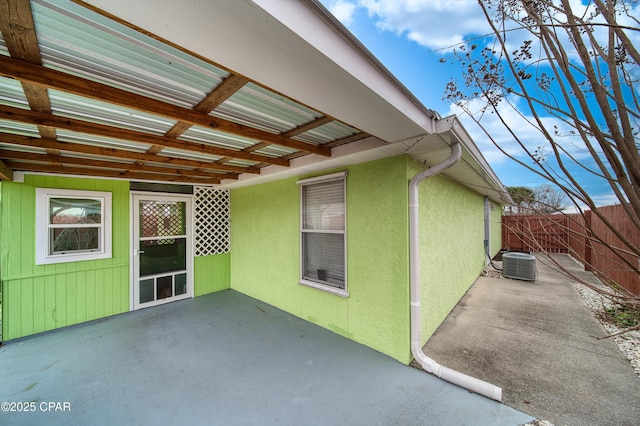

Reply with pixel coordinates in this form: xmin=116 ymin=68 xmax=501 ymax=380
xmin=573 ymin=281 xmax=640 ymax=377
xmin=523 ymin=421 xmax=555 ymax=426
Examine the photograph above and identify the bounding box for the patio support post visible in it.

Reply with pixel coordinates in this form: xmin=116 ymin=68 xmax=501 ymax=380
xmin=409 ymin=139 xmax=503 ymax=402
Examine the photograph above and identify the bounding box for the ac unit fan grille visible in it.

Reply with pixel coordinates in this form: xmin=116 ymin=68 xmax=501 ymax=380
xmin=502 ymin=252 xmax=536 ymax=281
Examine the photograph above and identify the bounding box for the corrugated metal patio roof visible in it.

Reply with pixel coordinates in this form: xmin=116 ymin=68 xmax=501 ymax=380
xmin=0 ymin=0 xmax=512 ymax=204
xmin=0 ymin=0 xmax=366 ymax=185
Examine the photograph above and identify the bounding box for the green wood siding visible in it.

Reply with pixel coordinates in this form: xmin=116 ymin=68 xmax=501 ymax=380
xmin=1 ymin=175 xmax=130 ymax=340
xmin=194 ymin=253 xmax=230 ymax=296
xmin=0 ymin=176 xmax=230 ymax=341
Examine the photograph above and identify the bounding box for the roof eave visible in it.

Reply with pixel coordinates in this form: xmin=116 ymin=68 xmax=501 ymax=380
xmin=408 ymin=116 xmax=513 ymax=205
xmin=79 ymin=0 xmax=435 ymax=143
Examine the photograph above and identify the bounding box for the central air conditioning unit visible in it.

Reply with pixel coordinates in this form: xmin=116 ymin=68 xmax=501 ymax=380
xmin=502 ymin=252 xmax=537 ymax=281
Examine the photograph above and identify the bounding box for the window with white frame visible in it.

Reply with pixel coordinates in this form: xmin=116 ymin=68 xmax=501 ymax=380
xmin=298 ymin=172 xmax=347 ymax=294
xmin=35 ymin=188 xmax=112 ymax=265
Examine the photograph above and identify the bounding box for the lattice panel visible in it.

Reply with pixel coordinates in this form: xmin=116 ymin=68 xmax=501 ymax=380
xmin=194 ymin=187 xmax=230 ymax=256
xmin=140 ymin=200 xmax=186 ymax=239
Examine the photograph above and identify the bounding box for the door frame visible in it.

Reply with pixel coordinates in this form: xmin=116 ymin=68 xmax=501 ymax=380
xmin=129 ymin=191 xmax=194 ymax=311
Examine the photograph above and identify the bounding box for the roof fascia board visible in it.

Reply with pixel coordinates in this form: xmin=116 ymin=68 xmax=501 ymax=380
xmin=437 ymin=115 xmax=512 ymax=204
xmin=220 ymin=135 xmax=389 ymax=189
xmin=252 ymin=0 xmax=436 ymax=134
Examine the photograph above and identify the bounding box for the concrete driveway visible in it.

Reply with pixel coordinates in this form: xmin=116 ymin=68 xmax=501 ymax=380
xmin=423 ymin=253 xmax=640 ymax=426
xmin=0 ymin=289 xmax=532 ymax=426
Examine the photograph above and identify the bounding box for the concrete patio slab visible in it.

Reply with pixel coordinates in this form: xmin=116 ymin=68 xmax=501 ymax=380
xmin=0 ymin=290 xmax=533 ymax=425
xmin=423 ymin=254 xmax=640 ymax=426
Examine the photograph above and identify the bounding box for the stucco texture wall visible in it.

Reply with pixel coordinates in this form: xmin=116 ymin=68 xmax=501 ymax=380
xmin=409 ymin=159 xmax=488 ymax=343
xmin=490 ymin=199 xmax=503 ymax=257
xmin=230 ymin=155 xmax=412 ymax=363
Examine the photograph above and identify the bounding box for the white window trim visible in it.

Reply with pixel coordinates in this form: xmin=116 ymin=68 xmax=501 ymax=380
xmin=297 ymin=172 xmax=348 ymax=296
xmin=35 ymin=188 xmax=113 ymax=265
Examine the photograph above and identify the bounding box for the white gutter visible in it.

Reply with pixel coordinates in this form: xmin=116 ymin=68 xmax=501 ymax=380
xmin=409 ymin=140 xmax=503 ymax=402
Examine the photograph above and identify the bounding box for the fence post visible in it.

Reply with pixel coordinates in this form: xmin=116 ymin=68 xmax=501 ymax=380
xmin=584 ymin=210 xmax=593 ymax=272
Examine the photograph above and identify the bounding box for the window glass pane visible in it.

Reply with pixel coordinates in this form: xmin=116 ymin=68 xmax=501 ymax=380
xmin=303 ymin=180 xmax=344 ymax=231
xmin=175 ymin=273 xmax=187 ymax=296
xmin=140 ymin=200 xmax=186 ymax=238
xmin=50 ymin=227 xmax=100 ymax=254
xmin=157 ymin=276 xmax=173 ymax=300
xmin=303 ymin=233 xmax=345 ymax=288
xmin=140 ymin=279 xmax=155 ymax=304
xmin=139 ymin=238 xmax=187 ymax=277
xmin=36 ymin=188 xmax=112 ymax=265
xmin=49 ymin=198 xmax=102 ymax=225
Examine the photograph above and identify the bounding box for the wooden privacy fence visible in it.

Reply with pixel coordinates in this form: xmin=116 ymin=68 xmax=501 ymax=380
xmin=502 ymin=205 xmax=640 ymax=296
xmin=502 ymin=215 xmax=569 ymax=253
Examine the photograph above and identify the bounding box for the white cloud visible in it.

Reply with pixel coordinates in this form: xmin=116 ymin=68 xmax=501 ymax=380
xmin=358 ymin=0 xmax=491 ymax=50
xmin=447 ymin=98 xmax=542 ymax=164
xmin=446 ymin=96 xmax=598 ymax=166
xmin=322 ymin=0 xmax=491 ymax=50
xmin=324 ymin=0 xmax=640 ymax=59
xmin=324 ymin=0 xmax=358 ymax=27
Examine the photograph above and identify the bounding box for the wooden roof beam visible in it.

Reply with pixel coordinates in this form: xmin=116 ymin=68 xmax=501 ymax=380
xmin=242 ymin=141 xmax=271 ymax=153
xmin=157 ymin=74 xmax=250 ymax=153
xmin=324 ymin=132 xmax=369 ymax=148
xmin=4 ymin=161 xmax=220 ymax=184
xmin=0 ymin=159 xmax=13 ymax=180
xmin=0 ymin=104 xmax=289 ymax=167
xmin=0 ymin=134 xmax=257 ymax=175
xmin=0 ymin=150 xmax=230 ymax=180
xmin=0 ymin=0 xmax=58 ymax=149
xmin=281 ymin=116 xmax=333 ymax=138
xmin=278 ymin=132 xmax=370 ymax=161
xmin=0 ymin=56 xmax=330 ymax=156
xmin=230 ymin=116 xmax=334 ymax=157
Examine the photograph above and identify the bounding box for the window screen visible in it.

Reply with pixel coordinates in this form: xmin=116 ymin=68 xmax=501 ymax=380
xmin=300 ymin=175 xmax=346 ymax=290
xmin=35 ymin=188 xmax=112 ymax=265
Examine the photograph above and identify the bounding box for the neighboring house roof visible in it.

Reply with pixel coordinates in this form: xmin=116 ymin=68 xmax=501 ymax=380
xmin=0 ymin=0 xmax=511 ymax=204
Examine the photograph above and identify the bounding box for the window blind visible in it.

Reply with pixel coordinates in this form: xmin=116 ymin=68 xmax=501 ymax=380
xmin=301 ymin=177 xmax=346 ymax=289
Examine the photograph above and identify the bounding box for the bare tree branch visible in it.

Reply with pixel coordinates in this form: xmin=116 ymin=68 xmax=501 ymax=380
xmin=442 ymin=0 xmax=640 ymax=333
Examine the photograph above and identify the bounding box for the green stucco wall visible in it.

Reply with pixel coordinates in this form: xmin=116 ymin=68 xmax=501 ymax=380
xmin=230 ymin=154 xmax=500 ymax=363
xmin=0 ymin=175 xmax=130 ymax=341
xmin=230 ymin=155 xmax=412 ymax=362
xmin=410 ymin=158 xmax=489 ymax=343
xmin=0 ymin=175 xmax=230 ymax=341
xmin=490 ymin=199 xmax=503 ymax=257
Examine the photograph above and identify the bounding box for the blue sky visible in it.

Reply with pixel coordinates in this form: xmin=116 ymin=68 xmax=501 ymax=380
xmin=318 ymin=0 xmax=630 ymax=208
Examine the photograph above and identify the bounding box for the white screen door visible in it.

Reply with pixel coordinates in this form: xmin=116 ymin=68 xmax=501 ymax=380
xmin=132 ymin=193 xmax=193 ymax=310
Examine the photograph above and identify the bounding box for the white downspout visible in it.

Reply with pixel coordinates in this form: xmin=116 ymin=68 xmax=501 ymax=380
xmin=484 ymin=196 xmax=491 ymax=267
xmin=409 ymin=141 xmax=503 ymax=402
